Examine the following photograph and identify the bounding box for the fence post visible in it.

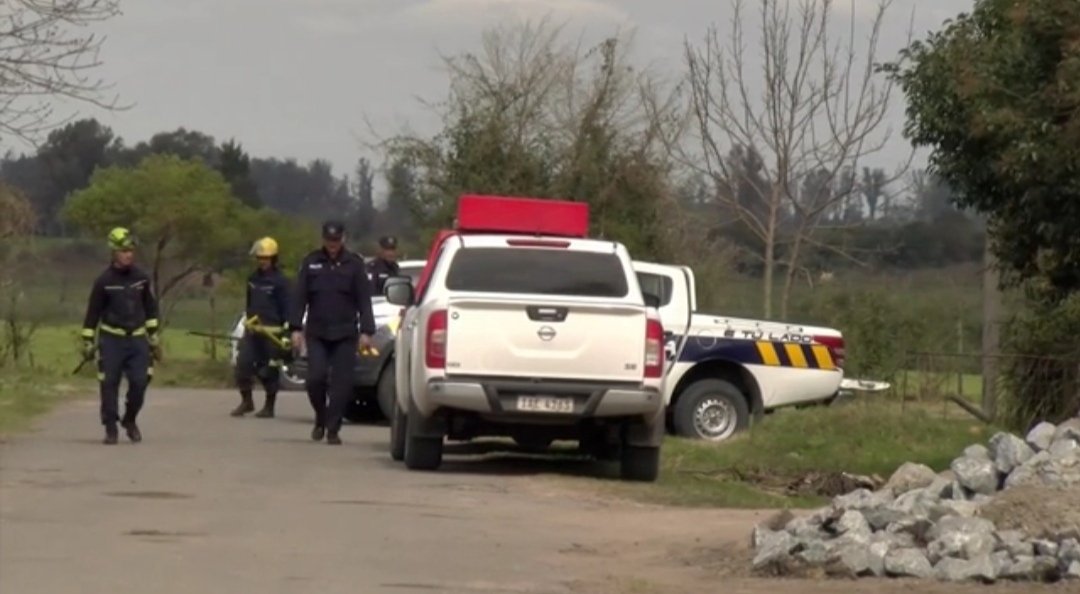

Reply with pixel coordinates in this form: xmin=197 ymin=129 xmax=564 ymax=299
xmin=981 ymin=239 xmax=1001 ymax=420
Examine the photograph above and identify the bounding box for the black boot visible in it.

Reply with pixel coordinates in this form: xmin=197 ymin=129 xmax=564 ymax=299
xmin=326 ymin=431 xmax=342 ymax=445
xmin=311 ymin=424 xmax=325 ymax=441
xmin=103 ymin=423 xmax=118 ymax=445
xmin=121 ymin=419 xmax=142 ymax=443
xmin=255 ymin=392 xmax=276 ymax=418
xmin=231 ymin=390 xmax=255 ymax=417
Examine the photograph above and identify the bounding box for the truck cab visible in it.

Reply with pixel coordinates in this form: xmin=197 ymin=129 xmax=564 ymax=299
xmin=633 ymin=261 xmax=846 ymax=442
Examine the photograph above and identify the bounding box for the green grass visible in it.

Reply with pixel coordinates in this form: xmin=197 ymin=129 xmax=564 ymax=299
xmin=0 ymin=372 xmax=85 ymax=434
xmin=591 ymin=401 xmax=995 ymax=509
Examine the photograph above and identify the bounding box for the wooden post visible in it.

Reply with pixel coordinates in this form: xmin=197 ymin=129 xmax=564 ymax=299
xmin=981 ymin=237 xmax=1001 ymax=420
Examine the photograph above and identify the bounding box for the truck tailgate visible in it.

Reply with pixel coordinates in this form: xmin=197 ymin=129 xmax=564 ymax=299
xmin=444 ymin=297 xmax=647 ymax=382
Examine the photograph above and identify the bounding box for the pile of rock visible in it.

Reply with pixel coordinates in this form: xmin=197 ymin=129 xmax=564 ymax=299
xmin=751 ymin=418 xmax=1080 ymax=582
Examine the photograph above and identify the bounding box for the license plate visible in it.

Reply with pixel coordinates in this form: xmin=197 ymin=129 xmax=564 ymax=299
xmin=515 ymin=395 xmax=574 ymax=414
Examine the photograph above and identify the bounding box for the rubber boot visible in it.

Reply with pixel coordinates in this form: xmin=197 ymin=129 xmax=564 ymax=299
xmin=103 ymin=423 xmax=118 ymax=445
xmin=231 ymin=390 xmax=255 ymax=417
xmin=255 ymin=392 xmax=276 ymax=418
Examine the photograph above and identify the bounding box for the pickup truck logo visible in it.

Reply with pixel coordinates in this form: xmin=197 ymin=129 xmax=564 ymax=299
xmin=537 ymin=326 xmax=556 ymax=341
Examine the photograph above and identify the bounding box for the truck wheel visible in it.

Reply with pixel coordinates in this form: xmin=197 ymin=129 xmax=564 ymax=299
xmin=672 ymin=379 xmax=750 ymax=441
xmin=404 ymin=401 xmax=443 ymax=471
xmin=389 ymin=396 xmax=406 ymax=461
xmin=620 ymin=446 xmax=660 ymax=482
xmin=279 ymin=365 xmax=305 ymax=391
xmin=376 ymin=366 xmax=395 ymax=420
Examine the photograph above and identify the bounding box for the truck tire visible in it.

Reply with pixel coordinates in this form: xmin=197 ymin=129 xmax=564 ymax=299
xmin=620 ymin=445 xmax=660 ymax=482
xmin=279 ymin=365 xmax=305 ymax=391
xmin=389 ymin=396 xmax=406 ymax=461
xmin=672 ymin=378 xmax=750 ymax=441
xmin=404 ymin=400 xmax=443 ymax=471
xmin=376 ymin=365 xmax=395 ymax=420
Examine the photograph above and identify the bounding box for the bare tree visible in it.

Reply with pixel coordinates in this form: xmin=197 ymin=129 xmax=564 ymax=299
xmin=0 ymin=0 xmax=124 ymax=144
xmin=682 ymin=0 xmax=911 ymax=318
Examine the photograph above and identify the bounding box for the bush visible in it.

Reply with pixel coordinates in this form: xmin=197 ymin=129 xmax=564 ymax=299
xmin=999 ymin=294 xmax=1080 ymax=430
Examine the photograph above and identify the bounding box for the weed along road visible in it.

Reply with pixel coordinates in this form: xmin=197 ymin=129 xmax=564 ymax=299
xmin=0 ymin=389 xmax=1069 ymax=594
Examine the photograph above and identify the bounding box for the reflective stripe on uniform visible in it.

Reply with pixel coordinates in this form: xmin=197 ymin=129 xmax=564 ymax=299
xmin=99 ymin=324 xmax=147 ymax=336
xmin=145 ymin=318 xmax=159 ymax=330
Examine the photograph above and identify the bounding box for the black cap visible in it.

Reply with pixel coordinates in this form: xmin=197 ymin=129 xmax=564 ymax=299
xmin=378 ymin=235 xmax=398 ymax=250
xmin=321 ymin=220 xmax=345 ymax=240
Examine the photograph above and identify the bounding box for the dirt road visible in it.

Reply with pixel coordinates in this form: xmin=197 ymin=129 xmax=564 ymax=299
xmin=0 ymin=389 xmax=1069 ymax=594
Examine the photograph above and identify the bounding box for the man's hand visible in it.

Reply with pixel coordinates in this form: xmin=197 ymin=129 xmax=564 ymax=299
xmin=358 ymin=333 xmax=378 ymax=356
xmin=291 ymin=331 xmax=305 ymax=355
xmin=81 ymin=339 xmax=96 ymax=359
xmin=148 ymin=334 xmax=163 ymax=361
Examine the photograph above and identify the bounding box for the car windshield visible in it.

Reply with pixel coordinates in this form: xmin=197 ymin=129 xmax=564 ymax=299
xmin=444 ymin=247 xmax=629 ymax=297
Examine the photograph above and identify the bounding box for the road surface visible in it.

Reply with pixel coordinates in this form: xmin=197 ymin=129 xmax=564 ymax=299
xmin=0 ymin=389 xmax=1070 ymax=594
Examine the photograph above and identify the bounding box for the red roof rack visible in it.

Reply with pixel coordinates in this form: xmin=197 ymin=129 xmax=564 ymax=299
xmin=456 ymin=194 xmax=589 ymax=238
xmin=412 ymin=195 xmax=590 ymax=299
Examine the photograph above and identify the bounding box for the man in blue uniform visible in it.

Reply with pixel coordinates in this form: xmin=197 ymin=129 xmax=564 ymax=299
xmin=366 ymin=235 xmax=401 ymax=294
xmin=289 ymin=221 xmax=376 ymax=445
xmin=231 ymin=236 xmax=291 ymax=419
xmin=81 ymin=227 xmax=160 ymax=445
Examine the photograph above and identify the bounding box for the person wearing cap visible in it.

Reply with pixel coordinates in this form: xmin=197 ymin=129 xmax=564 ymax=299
xmin=366 ymin=235 xmax=401 ymax=294
xmin=80 ymin=227 xmax=160 ymax=445
xmin=288 ymin=221 xmax=376 ymax=445
xmin=230 ymin=236 xmax=291 ymax=419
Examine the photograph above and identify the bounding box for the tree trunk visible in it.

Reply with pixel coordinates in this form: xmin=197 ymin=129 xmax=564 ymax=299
xmin=779 ymin=235 xmax=805 ymax=320
xmin=762 ymin=219 xmax=776 ymax=319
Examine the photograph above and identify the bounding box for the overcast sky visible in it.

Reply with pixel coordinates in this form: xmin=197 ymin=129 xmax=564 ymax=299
xmin=11 ymin=0 xmax=975 ymax=188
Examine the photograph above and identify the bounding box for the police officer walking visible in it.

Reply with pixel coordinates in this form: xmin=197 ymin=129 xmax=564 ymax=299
xmin=231 ymin=236 xmax=291 ymax=419
xmin=81 ymin=227 xmax=161 ymax=445
xmin=289 ymin=221 xmax=376 ymax=445
xmin=366 ymin=235 xmax=401 ymax=294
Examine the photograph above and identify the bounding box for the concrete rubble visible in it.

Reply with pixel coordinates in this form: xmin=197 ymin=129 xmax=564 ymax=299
xmin=750 ymin=417 xmax=1080 ymax=583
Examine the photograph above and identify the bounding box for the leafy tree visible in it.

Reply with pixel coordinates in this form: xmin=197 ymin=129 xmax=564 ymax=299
xmin=62 ymin=154 xmax=251 ymax=325
xmin=217 ymin=139 xmax=260 ymax=207
xmin=33 ymin=118 xmax=120 ymax=234
xmin=861 ymin=167 xmax=887 ymax=220
xmin=888 ymin=0 xmax=1080 ymax=301
xmin=350 ymin=157 xmax=376 ymax=239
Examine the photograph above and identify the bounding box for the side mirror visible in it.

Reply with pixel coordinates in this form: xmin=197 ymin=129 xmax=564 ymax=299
xmin=384 ymin=276 xmax=415 ymax=306
xmin=643 ymin=293 xmax=661 ymax=309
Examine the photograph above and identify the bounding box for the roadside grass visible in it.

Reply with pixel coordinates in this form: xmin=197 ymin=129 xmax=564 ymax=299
xmin=0 ymin=372 xmax=85 ymax=434
xmin=591 ymin=400 xmax=995 ymax=509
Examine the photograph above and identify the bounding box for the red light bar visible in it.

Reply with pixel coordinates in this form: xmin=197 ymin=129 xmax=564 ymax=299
xmin=457 ymin=194 xmax=589 ymax=238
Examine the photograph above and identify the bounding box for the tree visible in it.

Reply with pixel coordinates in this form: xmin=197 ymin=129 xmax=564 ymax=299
xmin=682 ymin=0 xmax=906 ymax=318
xmin=379 ymin=19 xmax=683 ymax=259
xmin=0 ymin=1 xmax=124 ymax=143
xmin=62 ymin=154 xmax=251 ymax=325
xmin=0 ymin=183 xmax=38 ymax=365
xmin=887 ymin=0 xmax=1080 ymax=301
xmin=861 ymin=167 xmax=887 ymax=220
xmin=217 ymin=139 xmax=260 ymax=207
xmin=33 ymin=117 xmax=119 ymax=233
xmin=350 ymin=157 xmax=375 ymax=239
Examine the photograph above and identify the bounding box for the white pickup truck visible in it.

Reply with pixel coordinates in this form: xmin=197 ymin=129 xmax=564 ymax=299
xmin=384 ymin=233 xmax=667 ymax=482
xmin=633 ymin=261 xmax=848 ymax=441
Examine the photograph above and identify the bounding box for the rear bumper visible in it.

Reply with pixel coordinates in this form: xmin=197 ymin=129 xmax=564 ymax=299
xmin=418 ymin=377 xmax=663 ymax=419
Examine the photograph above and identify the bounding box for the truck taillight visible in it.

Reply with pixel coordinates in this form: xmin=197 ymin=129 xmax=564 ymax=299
xmin=425 ymin=309 xmax=448 ymax=368
xmin=645 ymin=318 xmax=664 ymax=378
xmin=812 ymin=335 xmax=845 ymax=369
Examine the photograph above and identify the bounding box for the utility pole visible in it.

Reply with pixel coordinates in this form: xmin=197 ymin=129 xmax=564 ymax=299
xmin=981 ymin=235 xmax=1001 ymax=420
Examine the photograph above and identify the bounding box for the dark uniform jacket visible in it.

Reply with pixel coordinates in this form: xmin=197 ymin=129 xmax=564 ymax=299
xmin=81 ymin=264 xmax=160 ymax=337
xmin=289 ymin=248 xmax=376 ymax=340
xmin=246 ymin=267 xmax=290 ymax=328
xmin=366 ymin=257 xmax=401 ymax=294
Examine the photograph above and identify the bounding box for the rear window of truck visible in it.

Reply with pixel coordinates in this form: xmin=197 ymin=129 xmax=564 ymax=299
xmin=445 ymin=247 xmax=630 ymax=297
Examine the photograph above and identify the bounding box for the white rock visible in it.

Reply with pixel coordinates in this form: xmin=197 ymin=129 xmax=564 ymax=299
xmin=995 ymin=530 xmax=1034 ymax=558
xmin=929 ymin=516 xmax=997 ymax=560
xmin=795 ymin=539 xmax=833 ymax=565
xmin=886 ymin=462 xmax=937 ymax=495
xmin=884 ymin=548 xmax=934 ymax=579
xmin=1049 ymin=438 xmax=1079 ymax=457
xmin=836 ymin=510 xmax=872 ymax=538
xmin=835 ymin=543 xmax=874 ymax=576
xmin=1026 ymin=421 xmax=1057 ymax=452
xmin=951 ymin=455 xmax=999 ymax=495
xmin=988 ymin=432 xmax=1035 ymax=475
xmin=1033 ymin=539 xmax=1058 ymax=557
xmin=1059 ymin=538 xmax=1080 ymax=565
xmin=965 ymin=444 xmax=991 ymax=459
xmin=1052 ymin=418 xmax=1080 ymax=445
xmin=1066 ymin=561 xmax=1080 ymax=580
xmin=751 ymin=530 xmax=796 ymax=569
xmin=935 ymin=554 xmax=997 ymax=582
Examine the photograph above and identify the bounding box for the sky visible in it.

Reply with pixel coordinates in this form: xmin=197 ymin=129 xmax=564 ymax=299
xmin=7 ymin=0 xmax=975 ymax=191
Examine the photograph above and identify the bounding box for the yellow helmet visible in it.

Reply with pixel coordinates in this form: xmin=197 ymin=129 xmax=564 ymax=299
xmin=249 ymin=236 xmax=279 ymax=258
xmin=107 ymin=227 xmax=137 ymax=251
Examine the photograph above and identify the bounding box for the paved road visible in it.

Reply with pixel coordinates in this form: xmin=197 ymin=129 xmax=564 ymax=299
xmin=3 ymin=389 xmax=1070 ymax=594
xmin=0 ymin=388 xmax=756 ymax=594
